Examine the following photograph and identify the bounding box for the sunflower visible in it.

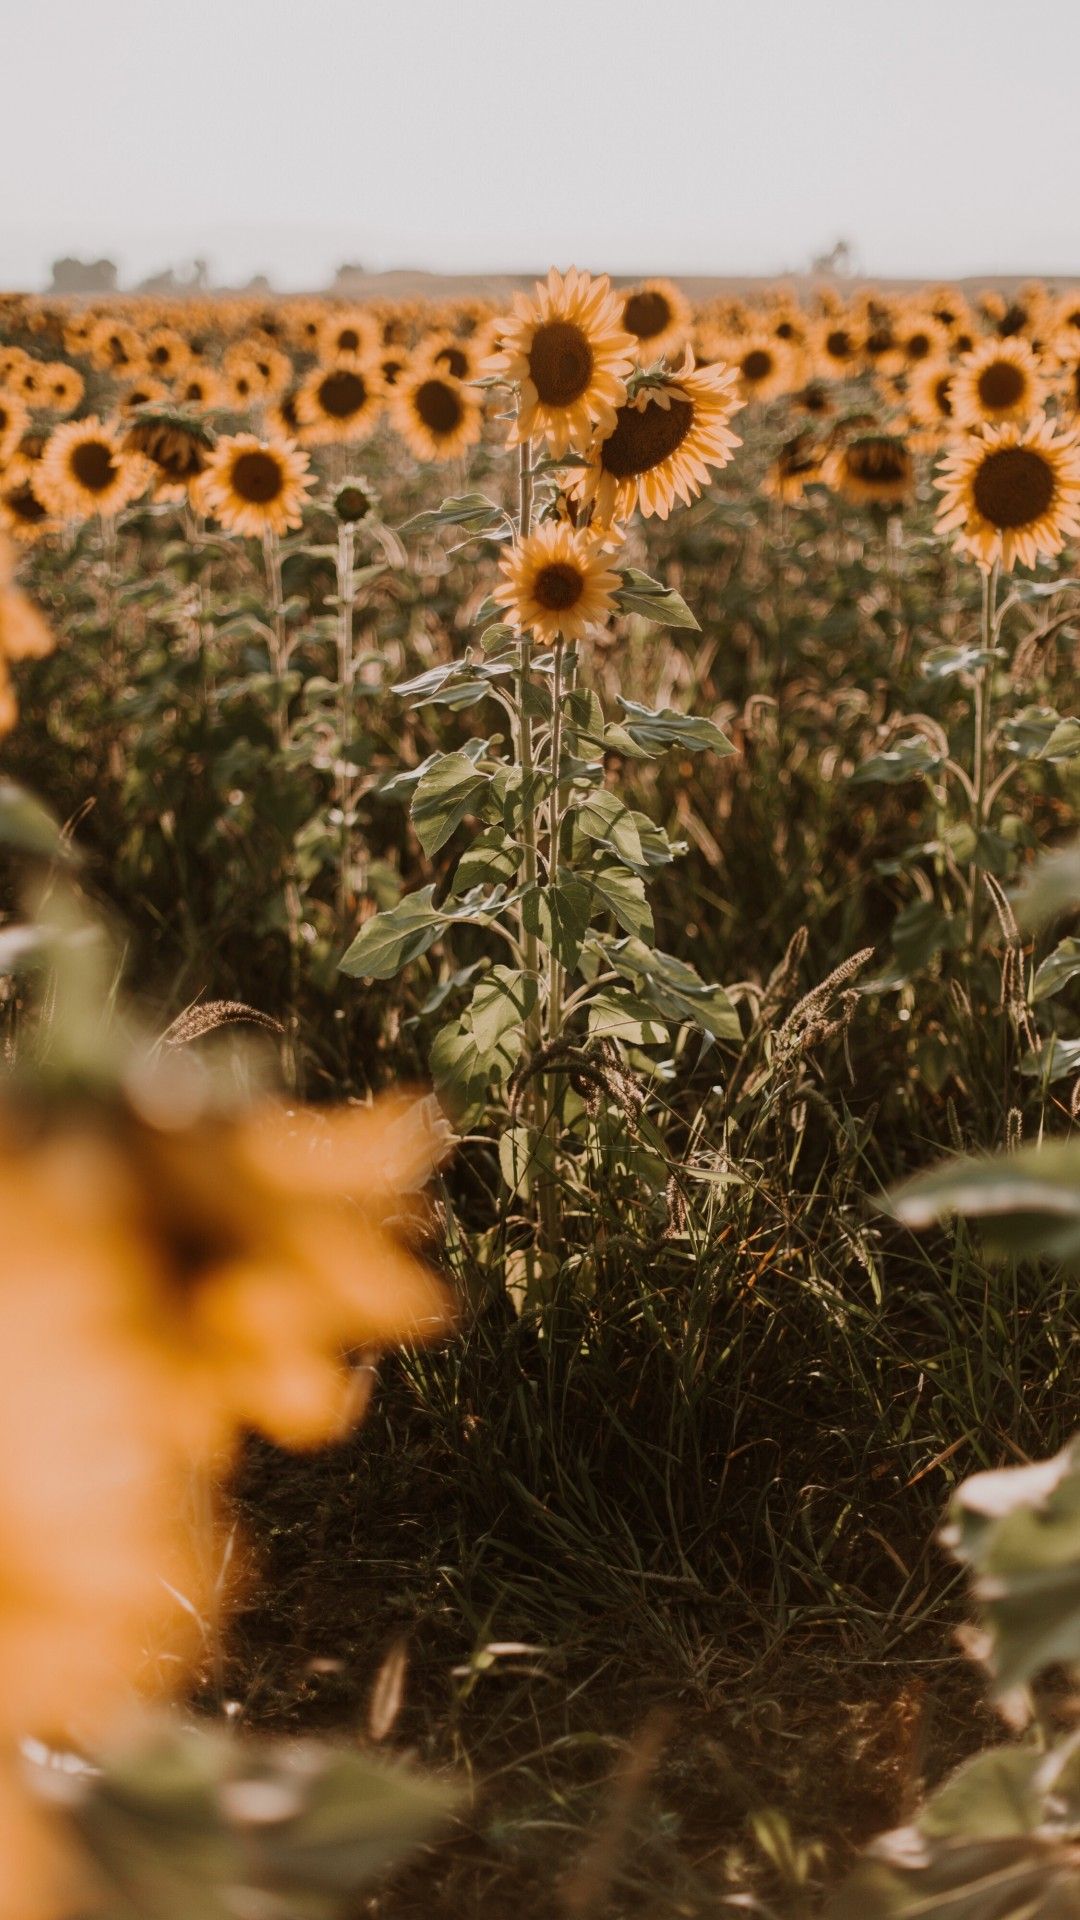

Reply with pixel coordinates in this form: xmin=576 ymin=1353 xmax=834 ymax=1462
xmin=573 ymin=354 xmax=743 ymax=524
xmin=728 ymin=333 xmax=800 ymax=405
xmin=825 ymin=432 xmax=914 ymax=509
xmin=0 ymin=457 xmax=58 ymax=543
xmin=37 ymin=417 xmax=149 ymax=521
xmin=493 ymin=520 xmax=622 ymax=646
xmin=297 ymin=359 xmax=384 ymax=445
xmin=935 ymin=413 xmax=1080 ymax=571
xmin=951 ymin=337 xmax=1046 ymax=428
xmin=619 ymin=278 xmax=692 ymax=365
xmin=202 ymin=431 xmax=313 ymax=537
xmin=123 ymin=408 xmax=216 ymax=499
xmin=0 ymin=389 xmax=28 ymax=465
xmin=0 ymin=537 xmax=56 ymax=662
xmin=175 ymin=366 xmax=224 ymax=410
xmin=485 ymin=267 xmax=637 ymax=457
xmin=906 ymin=358 xmax=956 ymax=440
xmin=144 ymin=326 xmax=192 ymax=380
xmin=88 ymin=315 xmax=145 ymax=375
xmin=37 ymin=361 xmax=84 ymax=414
xmin=390 ymin=365 xmax=483 ymax=463
xmin=115 ymin=374 xmax=169 ymax=413
xmin=318 ymin=306 xmax=381 ymax=363
xmin=811 ymin=315 xmax=865 ymax=381
xmin=224 ymin=338 xmax=292 ymax=398
xmin=415 ymin=331 xmax=484 ymax=383
xmin=889 ymin=308 xmax=950 ymax=371
xmin=762 ymin=432 xmax=826 ymax=504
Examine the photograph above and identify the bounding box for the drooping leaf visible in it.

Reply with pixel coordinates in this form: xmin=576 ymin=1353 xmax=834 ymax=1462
xmin=616 ymin=697 xmax=735 ymax=756
xmin=410 ymin=752 xmax=492 ymax=856
xmin=1032 ymin=936 xmax=1080 ymax=1003
xmin=614 ymin=567 xmax=700 ymax=630
xmin=400 ymin=493 xmax=509 ymax=539
xmin=851 ymin=738 xmax=944 ymax=785
xmin=890 ymin=1140 xmax=1080 ymax=1267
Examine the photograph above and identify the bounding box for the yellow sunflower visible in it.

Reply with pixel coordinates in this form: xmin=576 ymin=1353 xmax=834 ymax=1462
xmin=415 ymin=331 xmax=484 ymax=383
xmin=824 ymin=432 xmax=914 ymax=509
xmin=493 ymin=520 xmax=622 ymax=646
xmin=175 ymin=366 xmax=224 ymax=410
xmin=123 ymin=409 xmax=216 ymax=500
xmin=906 ymin=359 xmax=956 ymax=439
xmin=144 ymin=326 xmax=192 ymax=380
xmin=0 ymin=389 xmax=28 ymax=465
xmin=202 ymin=432 xmax=313 ymax=537
xmin=573 ymin=353 xmax=743 ymax=525
xmin=297 ymin=359 xmax=384 ymax=445
xmin=810 ymin=315 xmax=865 ymax=381
xmin=0 ymin=457 xmax=59 ymax=543
xmin=87 ymin=315 xmax=145 ymax=375
xmin=762 ymin=433 xmax=826 ymax=504
xmin=935 ymin=413 xmax=1080 ymax=571
xmin=0 ymin=536 xmax=56 ymax=662
xmin=485 ymin=267 xmax=637 ymax=457
xmin=951 ymin=337 xmax=1046 ymax=428
xmin=37 ymin=361 xmax=85 ymax=414
xmin=37 ymin=417 xmax=149 ymax=521
xmin=619 ymin=278 xmax=692 ymax=365
xmin=728 ymin=333 xmax=800 ymax=405
xmin=390 ymin=365 xmax=483 ymax=462
xmin=318 ymin=306 xmax=381 ymax=363
xmin=884 ymin=308 xmax=950 ymax=374
xmin=224 ymin=338 xmax=292 ymax=398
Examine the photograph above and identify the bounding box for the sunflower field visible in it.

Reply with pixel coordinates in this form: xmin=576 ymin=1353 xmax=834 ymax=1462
xmin=4 ymin=268 xmax=1080 ymax=1919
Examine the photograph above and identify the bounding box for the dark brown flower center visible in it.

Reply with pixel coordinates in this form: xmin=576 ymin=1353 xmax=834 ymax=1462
xmin=527 ymin=320 xmax=594 ymax=408
xmin=150 ymin=344 xmax=171 ymax=366
xmin=317 ymin=369 xmax=369 ymax=419
xmin=532 ymin=561 xmax=584 ymax=611
xmin=934 ymin=375 xmax=954 ymax=415
xmin=600 ymin=395 xmax=694 ymax=479
xmin=335 ymin=484 xmax=371 ymax=523
xmin=846 ymin=437 xmax=909 ymax=486
xmin=623 ymin=290 xmax=673 ymax=342
xmin=906 ymin=331 xmax=932 ymax=360
xmin=5 ymin=481 xmax=46 ymax=524
xmin=972 ymin=446 xmax=1055 ymax=528
xmin=230 ymin=450 xmax=284 ymax=504
xmin=775 ymin=319 xmax=796 ymax=341
xmin=337 ymin=327 xmax=362 ymax=353
xmin=825 ymin=329 xmax=854 ymax=361
xmin=0 ymin=405 xmax=9 ymax=433
xmin=435 ymin=344 xmax=469 ymax=380
xmin=976 ymin=360 xmax=1027 ymax=411
xmin=71 ymin=440 xmax=117 ymax=493
xmin=381 ymin=357 xmax=404 ymax=386
xmin=742 ymin=348 xmax=773 ymax=383
xmin=414 ymin=379 xmax=463 ymax=436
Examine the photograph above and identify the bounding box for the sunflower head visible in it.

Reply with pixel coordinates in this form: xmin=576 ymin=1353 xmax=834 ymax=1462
xmin=936 ymin=413 xmax=1080 ymax=571
xmin=493 ymin=520 xmax=622 ymax=646
xmin=575 ymin=355 xmax=743 ymax=524
xmin=391 ymin=365 xmax=483 ymax=464
xmin=952 ymin=337 xmax=1045 ymax=428
xmin=203 ymin=432 xmax=313 ymax=537
xmin=485 ymin=268 xmax=637 ymax=457
xmin=334 ymin=478 xmax=376 ymax=524
xmin=620 ymin=278 xmax=692 ymax=365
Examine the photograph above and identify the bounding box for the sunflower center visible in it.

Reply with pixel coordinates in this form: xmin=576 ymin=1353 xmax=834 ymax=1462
xmin=436 ymin=345 xmax=469 ymax=380
xmin=825 ymin=329 xmax=854 ymax=361
xmin=0 ymin=406 xmax=8 ymax=433
xmin=6 ymin=482 xmax=46 ymax=525
xmin=600 ymin=396 xmax=694 ymax=479
xmin=415 ymin=379 xmax=463 ymax=436
xmin=527 ymin=321 xmax=594 ymax=408
xmin=337 ymin=328 xmax=362 ymax=353
xmin=318 ymin=369 xmax=369 ymax=419
xmin=977 ymin=361 xmax=1026 ymax=410
xmin=532 ymin=561 xmax=584 ymax=612
xmin=623 ymin=291 xmax=673 ymax=342
xmin=775 ymin=320 xmax=796 ymax=341
xmin=847 ymin=438 xmax=908 ymax=484
xmin=742 ymin=349 xmax=773 ymax=383
xmin=934 ymin=376 xmax=954 ymax=415
xmin=907 ymin=332 xmax=931 ymax=360
xmin=972 ymin=447 xmax=1055 ymax=528
xmin=230 ymin=450 xmax=284 ymax=504
xmin=71 ymin=441 xmax=117 ymax=493
xmin=335 ymin=485 xmax=371 ymax=523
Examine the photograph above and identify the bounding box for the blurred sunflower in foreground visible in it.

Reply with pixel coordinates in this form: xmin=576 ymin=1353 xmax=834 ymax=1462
xmin=0 ymin=535 xmax=55 ymax=735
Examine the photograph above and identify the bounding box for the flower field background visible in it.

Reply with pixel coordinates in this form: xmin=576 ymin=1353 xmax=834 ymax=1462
xmin=3 ymin=271 xmax=1080 ymax=1917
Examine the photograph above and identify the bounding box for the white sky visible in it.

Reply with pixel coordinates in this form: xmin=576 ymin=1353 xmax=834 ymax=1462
xmin=3 ymin=0 xmax=1079 ymax=290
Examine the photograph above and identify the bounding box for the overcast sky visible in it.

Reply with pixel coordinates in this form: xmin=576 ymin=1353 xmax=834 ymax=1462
xmin=3 ymin=0 xmax=1079 ymax=291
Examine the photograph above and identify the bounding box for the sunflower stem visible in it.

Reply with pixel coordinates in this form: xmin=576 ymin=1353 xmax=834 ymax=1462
xmin=969 ymin=557 xmax=999 ymax=952
xmin=335 ymin=518 xmax=357 ymax=927
xmin=262 ymin=524 xmax=302 ymax=1091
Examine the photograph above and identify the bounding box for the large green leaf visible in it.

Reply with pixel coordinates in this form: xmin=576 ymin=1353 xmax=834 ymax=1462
xmin=601 ymin=936 xmax=741 ymax=1040
xmin=1032 ymin=937 xmax=1080 ymax=1003
xmin=616 ymin=697 xmax=735 ymax=756
xmin=400 ymin=492 xmax=509 ymax=539
xmin=339 ymin=884 xmax=506 ymax=980
xmin=851 ymin=738 xmax=944 ymax=785
xmin=579 ymin=861 xmax=654 ymax=941
xmin=574 ymin=788 xmax=646 ymax=869
xmin=614 ymin=567 xmax=700 ymax=630
xmin=523 ymin=878 xmax=591 ymax=968
xmin=410 ymin=751 xmax=492 ymax=856
xmin=0 ymin=780 xmax=73 ymax=861
xmin=890 ymin=1140 xmax=1080 ymax=1266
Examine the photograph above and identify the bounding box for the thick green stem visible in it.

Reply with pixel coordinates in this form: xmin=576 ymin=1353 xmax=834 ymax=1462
xmin=336 ymin=520 xmax=357 ymax=925
xmin=969 ymin=559 xmax=999 ymax=951
xmin=262 ymin=526 xmax=302 ymax=1090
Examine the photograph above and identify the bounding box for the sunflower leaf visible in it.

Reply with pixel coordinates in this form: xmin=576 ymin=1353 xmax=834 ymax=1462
xmin=614 ymin=568 xmax=701 ymax=630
